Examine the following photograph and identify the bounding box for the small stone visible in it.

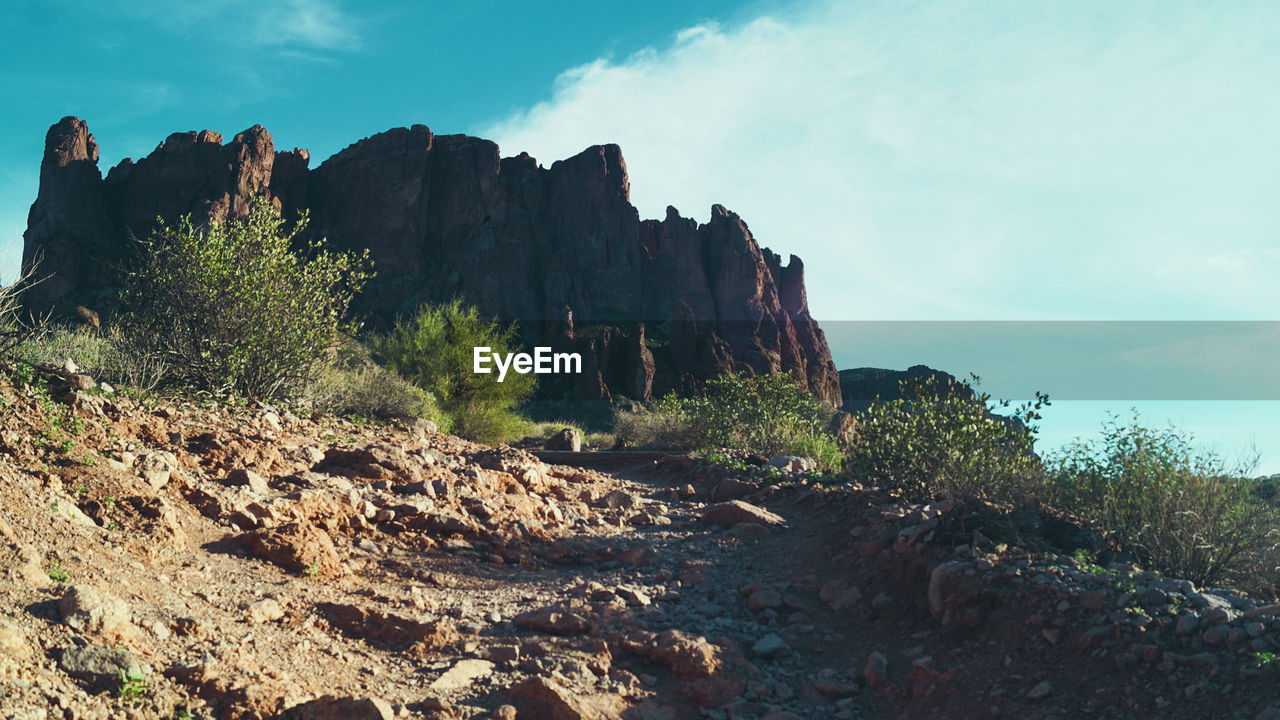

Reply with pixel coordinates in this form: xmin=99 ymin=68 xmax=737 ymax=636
xmin=247 ymin=598 xmax=285 ymax=624
xmin=226 ymin=468 xmax=270 ymax=495
xmin=59 ymin=585 xmax=133 ymax=642
xmin=649 ymin=630 xmax=721 ymax=678
xmin=281 ymin=696 xmax=394 ymax=719
xmin=0 ymin=619 xmax=31 ymax=659
xmin=617 ymin=587 xmax=651 ymax=607
xmin=752 ymin=633 xmax=791 ymax=659
xmin=819 ymin=581 xmax=862 ymax=611
xmin=863 ymin=651 xmax=888 ymax=687
xmin=1026 ymin=681 xmax=1052 ymax=700
xmin=514 ymin=605 xmax=591 ymax=635
xmin=136 ymin=451 xmax=178 ymax=490
xmin=748 ymin=588 xmax=783 ymax=612
xmin=482 ymin=645 xmax=521 ymax=663
xmin=767 ymin=455 xmax=816 ymax=473
xmin=1201 ymin=625 xmax=1229 ymax=646
xmin=1175 ymin=613 xmax=1199 ymax=635
xmin=148 ymin=617 xmax=171 ymax=638
xmin=429 ymin=659 xmax=494 ymax=691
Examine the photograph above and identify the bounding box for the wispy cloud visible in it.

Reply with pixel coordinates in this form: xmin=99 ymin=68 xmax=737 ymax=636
xmin=256 ymin=0 xmax=359 ymax=51
xmin=116 ymin=0 xmax=360 ymax=53
xmin=1 ymin=224 xmax=23 ymax=286
xmin=485 ymin=0 xmax=1280 ymax=322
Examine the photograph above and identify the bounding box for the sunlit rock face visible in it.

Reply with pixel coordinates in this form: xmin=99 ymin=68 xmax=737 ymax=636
xmin=22 ymin=117 xmax=840 ymax=406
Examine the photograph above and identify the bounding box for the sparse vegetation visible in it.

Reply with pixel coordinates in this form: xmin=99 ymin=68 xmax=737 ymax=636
xmin=372 ymin=299 xmax=535 ymax=445
xmin=1049 ymin=414 xmax=1280 ymax=589
xmin=0 ymin=259 xmax=47 ymax=364
xmin=614 ymin=371 xmax=843 ymax=471
xmin=115 ymin=668 xmax=150 ymax=700
xmin=306 ymin=335 xmax=443 ymax=424
xmin=117 ymin=197 xmax=372 ymax=399
xmin=17 ymin=324 xmax=168 ymax=391
xmin=847 ymin=374 xmax=1048 ymax=502
xmin=47 ymin=559 xmax=70 ymax=583
xmin=521 ymin=419 xmax=612 ymax=449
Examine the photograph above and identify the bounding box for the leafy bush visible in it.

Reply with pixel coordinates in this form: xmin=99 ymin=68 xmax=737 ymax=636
xmin=305 ymin=337 xmax=442 ymax=423
xmin=847 ymin=374 xmax=1048 ymax=502
xmin=117 ymin=198 xmax=371 ymax=399
xmin=372 ymin=299 xmax=535 ymax=445
xmin=1049 ymin=414 xmax=1280 ymax=588
xmin=18 ymin=324 xmax=168 ymax=391
xmin=614 ymin=372 xmax=843 ymax=471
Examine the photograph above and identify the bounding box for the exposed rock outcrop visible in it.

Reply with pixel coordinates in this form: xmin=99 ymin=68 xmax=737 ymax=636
xmin=22 ymin=118 xmax=840 ymax=405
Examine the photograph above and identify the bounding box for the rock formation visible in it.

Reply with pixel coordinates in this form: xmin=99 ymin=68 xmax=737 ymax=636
xmin=839 ymin=365 xmax=972 ymax=414
xmin=22 ymin=117 xmax=840 ymax=405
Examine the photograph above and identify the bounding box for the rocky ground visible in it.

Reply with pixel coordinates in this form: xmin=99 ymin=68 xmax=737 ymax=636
xmin=3 ymin=365 xmax=1280 ymax=719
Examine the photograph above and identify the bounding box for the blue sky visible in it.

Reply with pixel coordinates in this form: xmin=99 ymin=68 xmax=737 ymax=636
xmin=2 ymin=0 xmax=1278 ymax=471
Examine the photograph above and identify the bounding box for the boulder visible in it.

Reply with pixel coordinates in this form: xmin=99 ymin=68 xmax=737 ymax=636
xmin=136 ymin=451 xmax=178 ymax=490
xmin=59 ymin=585 xmax=133 ymax=642
xmin=59 ymin=644 xmax=142 ymax=693
xmin=507 ymin=675 xmax=626 ymax=720
xmin=545 ymin=427 xmax=583 ymax=452
xmin=701 ymin=500 xmax=786 ymax=529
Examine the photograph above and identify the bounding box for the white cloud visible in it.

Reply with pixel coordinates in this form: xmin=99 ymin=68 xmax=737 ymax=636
xmin=484 ymin=0 xmax=1280 ymax=322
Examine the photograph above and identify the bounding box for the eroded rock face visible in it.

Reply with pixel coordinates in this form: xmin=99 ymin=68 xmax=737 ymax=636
xmin=22 ymin=117 xmax=841 ymax=405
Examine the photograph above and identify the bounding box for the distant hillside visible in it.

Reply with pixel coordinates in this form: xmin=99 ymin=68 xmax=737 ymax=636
xmin=838 ymin=365 xmax=972 ymax=414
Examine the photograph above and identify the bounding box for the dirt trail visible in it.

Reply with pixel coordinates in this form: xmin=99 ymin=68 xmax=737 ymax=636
xmin=3 ymin=367 xmax=1280 ymax=719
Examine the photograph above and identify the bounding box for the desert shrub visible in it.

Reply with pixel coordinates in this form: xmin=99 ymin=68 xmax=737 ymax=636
xmin=614 ymin=372 xmax=842 ymax=471
xmin=371 ymin=299 xmax=535 ymax=445
xmin=0 ymin=261 xmax=47 ymax=363
xmin=17 ymin=324 xmax=168 ymax=391
xmin=1049 ymin=415 xmax=1280 ymax=588
xmin=117 ymin=197 xmax=371 ymax=399
xmin=847 ymin=374 xmax=1048 ymax=502
xmin=305 ymin=337 xmax=442 ymax=423
xmin=612 ymin=394 xmax=699 ymax=450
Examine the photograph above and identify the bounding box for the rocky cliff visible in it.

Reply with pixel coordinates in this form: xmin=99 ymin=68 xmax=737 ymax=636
xmin=22 ymin=117 xmax=840 ymax=406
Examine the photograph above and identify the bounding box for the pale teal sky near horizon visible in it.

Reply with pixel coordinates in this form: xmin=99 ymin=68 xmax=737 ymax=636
xmin=2 ymin=0 xmax=1277 ymax=472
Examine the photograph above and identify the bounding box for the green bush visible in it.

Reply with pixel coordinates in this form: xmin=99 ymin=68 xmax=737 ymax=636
xmin=371 ymin=299 xmax=535 ymax=445
xmin=117 ymin=198 xmax=371 ymax=399
xmin=305 ymin=337 xmax=443 ymax=423
xmin=1049 ymin=414 xmax=1280 ymax=588
xmin=18 ymin=324 xmax=168 ymax=391
xmin=614 ymin=372 xmax=842 ymax=471
xmin=847 ymin=374 xmax=1048 ymax=502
